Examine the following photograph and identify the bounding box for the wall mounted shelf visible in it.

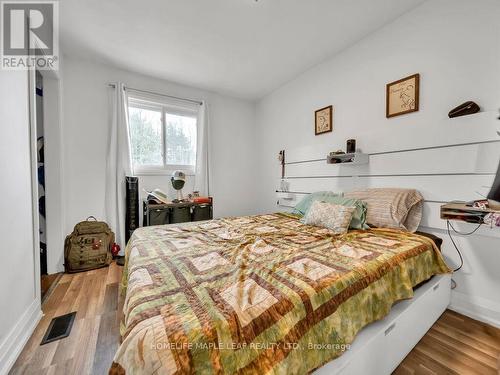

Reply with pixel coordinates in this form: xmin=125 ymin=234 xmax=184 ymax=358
xmin=326 ymin=152 xmax=369 ymax=165
xmin=276 ymin=191 xmax=295 ymax=200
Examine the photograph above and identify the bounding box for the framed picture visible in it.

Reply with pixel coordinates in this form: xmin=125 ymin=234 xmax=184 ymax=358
xmin=386 ymin=73 xmax=420 ymax=118
xmin=315 ymin=105 xmax=333 ymax=135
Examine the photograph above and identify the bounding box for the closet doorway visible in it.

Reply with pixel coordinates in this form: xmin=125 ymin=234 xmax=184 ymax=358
xmin=35 ymin=71 xmax=61 ymax=299
xmin=29 ymin=66 xmax=64 ymax=302
xmin=35 ymin=71 xmax=49 ymax=295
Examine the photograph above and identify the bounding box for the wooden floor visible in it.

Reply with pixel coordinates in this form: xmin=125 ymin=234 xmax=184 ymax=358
xmin=40 ymin=273 xmax=62 ymax=302
xmin=11 ymin=263 xmax=122 ymax=375
xmin=11 ymin=264 xmax=500 ymax=375
xmin=394 ymin=310 xmax=500 ymax=375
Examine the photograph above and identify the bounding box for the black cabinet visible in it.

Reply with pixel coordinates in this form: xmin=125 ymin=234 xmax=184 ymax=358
xmin=143 ymin=198 xmax=213 ymax=226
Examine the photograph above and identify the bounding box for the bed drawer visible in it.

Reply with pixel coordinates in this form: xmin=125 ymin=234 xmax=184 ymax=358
xmin=382 ymin=274 xmax=451 ymax=374
xmin=316 ymin=274 xmax=451 ymax=375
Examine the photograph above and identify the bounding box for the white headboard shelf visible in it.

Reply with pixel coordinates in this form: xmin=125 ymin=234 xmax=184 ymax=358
xmin=326 ymin=152 xmax=369 ymax=165
xmin=276 ymin=134 xmax=500 ymax=238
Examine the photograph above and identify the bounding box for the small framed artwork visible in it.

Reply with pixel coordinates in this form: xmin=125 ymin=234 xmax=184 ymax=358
xmin=315 ymin=105 xmax=333 ymax=135
xmin=386 ymin=73 xmax=420 ymax=118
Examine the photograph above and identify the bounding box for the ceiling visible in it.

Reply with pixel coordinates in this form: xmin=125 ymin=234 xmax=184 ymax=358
xmin=60 ymin=0 xmax=427 ymax=100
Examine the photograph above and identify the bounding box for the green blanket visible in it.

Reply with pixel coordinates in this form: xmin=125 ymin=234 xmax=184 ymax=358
xmin=112 ymin=213 xmax=450 ymax=374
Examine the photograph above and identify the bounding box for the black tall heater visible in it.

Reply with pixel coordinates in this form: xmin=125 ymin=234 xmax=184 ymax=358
xmin=125 ymin=176 xmax=139 ymax=243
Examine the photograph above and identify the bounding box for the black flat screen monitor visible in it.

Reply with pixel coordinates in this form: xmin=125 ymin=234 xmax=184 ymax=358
xmin=487 ymin=159 xmax=500 ymax=202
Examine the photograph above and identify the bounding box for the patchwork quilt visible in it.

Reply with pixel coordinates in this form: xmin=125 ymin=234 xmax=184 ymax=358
xmin=110 ymin=213 xmax=450 ymax=375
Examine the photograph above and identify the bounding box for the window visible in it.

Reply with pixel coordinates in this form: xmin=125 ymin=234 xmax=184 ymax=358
xmin=128 ymin=96 xmax=198 ymax=174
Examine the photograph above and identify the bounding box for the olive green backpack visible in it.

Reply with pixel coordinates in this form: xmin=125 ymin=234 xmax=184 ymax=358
xmin=64 ymin=216 xmax=114 ymax=273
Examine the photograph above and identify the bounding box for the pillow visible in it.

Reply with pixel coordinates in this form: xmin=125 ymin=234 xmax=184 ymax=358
xmin=292 ymin=191 xmax=341 ymax=216
xmin=343 ymin=188 xmax=423 ymax=232
xmin=309 ymin=196 xmax=368 ymax=229
xmin=298 ymin=196 xmax=368 ymax=229
xmin=302 ymin=201 xmax=355 ymax=235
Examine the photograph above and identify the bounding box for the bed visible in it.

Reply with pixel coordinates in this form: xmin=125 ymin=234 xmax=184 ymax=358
xmin=110 ymin=212 xmax=450 ymax=374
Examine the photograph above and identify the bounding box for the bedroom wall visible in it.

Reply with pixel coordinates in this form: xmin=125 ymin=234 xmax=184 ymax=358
xmin=255 ymin=0 xmax=500 ymax=327
xmin=60 ymin=57 xmax=257 ymax=245
xmin=0 ymin=71 xmax=42 ymax=374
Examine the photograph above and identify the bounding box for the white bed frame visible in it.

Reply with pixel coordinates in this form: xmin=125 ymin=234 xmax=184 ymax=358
xmin=315 ymin=274 xmax=451 ymax=375
xmin=274 ymin=139 xmax=479 ymax=374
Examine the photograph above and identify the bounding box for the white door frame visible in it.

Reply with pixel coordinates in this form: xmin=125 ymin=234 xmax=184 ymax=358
xmin=28 ymin=62 xmax=42 ymax=306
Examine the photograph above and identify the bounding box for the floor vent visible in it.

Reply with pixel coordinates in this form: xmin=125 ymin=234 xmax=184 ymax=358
xmin=40 ymin=311 xmax=76 ymax=345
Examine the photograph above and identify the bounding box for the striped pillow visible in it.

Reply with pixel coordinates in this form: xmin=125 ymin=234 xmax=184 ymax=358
xmin=343 ymin=188 xmax=423 ymax=232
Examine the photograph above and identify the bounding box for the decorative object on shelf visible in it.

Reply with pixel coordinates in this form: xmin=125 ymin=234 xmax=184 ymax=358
xmin=346 ymin=139 xmax=356 ymax=154
xmin=386 ymin=73 xmax=420 ymax=118
xmin=326 ymin=152 xmax=369 ymax=165
xmin=328 ymin=150 xmax=346 ymax=163
xmin=171 ymin=170 xmax=186 ymax=202
xmin=278 ymin=150 xmax=285 ymax=178
xmin=472 ymin=199 xmax=489 ymax=210
xmin=315 ymin=105 xmax=333 ymax=135
xmin=279 ymin=179 xmax=289 ymax=192
xmin=448 ymin=101 xmax=480 ymax=118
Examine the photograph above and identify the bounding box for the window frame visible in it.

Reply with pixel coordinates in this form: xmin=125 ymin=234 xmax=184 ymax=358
xmin=128 ymin=96 xmax=198 ymax=176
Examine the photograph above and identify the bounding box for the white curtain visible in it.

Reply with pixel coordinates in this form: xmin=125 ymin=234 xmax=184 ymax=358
xmin=105 ymin=83 xmax=132 ymax=252
xmin=194 ymin=101 xmax=209 ymax=196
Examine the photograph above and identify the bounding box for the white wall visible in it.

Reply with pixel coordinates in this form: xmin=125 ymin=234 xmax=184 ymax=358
xmin=54 ymin=0 xmax=500 ymax=328
xmin=255 ymin=0 xmax=500 ymax=326
xmin=0 ymin=70 xmax=42 ymax=374
xmin=60 ymin=57 xmax=257 ymax=240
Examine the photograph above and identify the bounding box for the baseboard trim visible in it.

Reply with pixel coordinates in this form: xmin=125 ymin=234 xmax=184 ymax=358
xmin=449 ymin=290 xmax=500 ymax=329
xmin=0 ymin=299 xmax=42 ymax=375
